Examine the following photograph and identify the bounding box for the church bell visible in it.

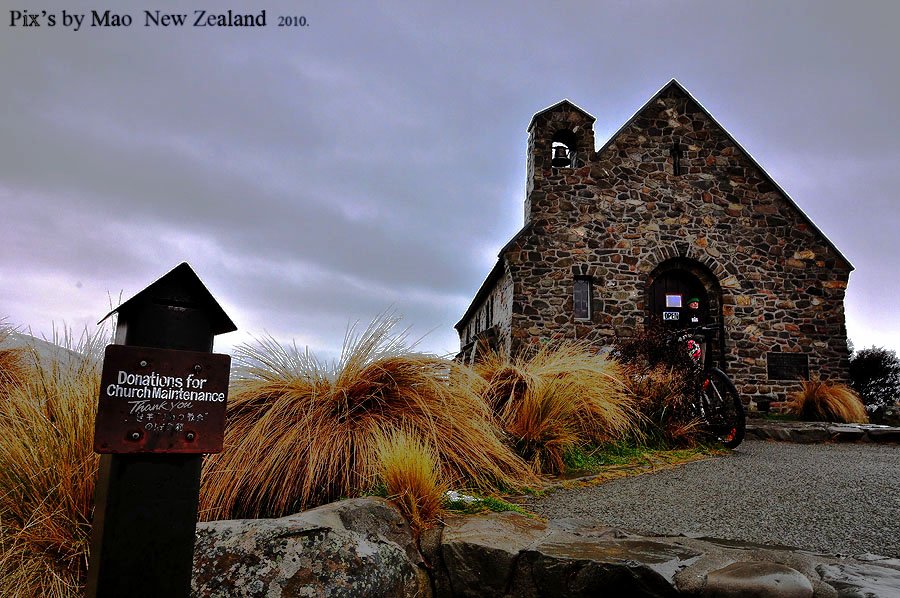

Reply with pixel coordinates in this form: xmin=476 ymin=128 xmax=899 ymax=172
xmin=552 ymin=145 xmax=571 ymax=168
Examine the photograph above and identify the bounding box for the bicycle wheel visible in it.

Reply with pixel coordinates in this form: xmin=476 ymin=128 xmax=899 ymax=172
xmin=701 ymin=367 xmax=746 ymax=449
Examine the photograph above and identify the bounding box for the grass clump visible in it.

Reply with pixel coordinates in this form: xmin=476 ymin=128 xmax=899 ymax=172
xmin=562 ymin=445 xmax=606 ymax=472
xmin=612 ymin=326 xmax=708 ymax=446
xmin=564 ymin=442 xmax=715 ymax=473
xmin=200 ymin=314 xmax=536 ymax=520
xmin=566 ymin=442 xmax=650 ymax=469
xmin=624 ymin=365 xmax=704 ymax=447
xmin=786 ymin=378 xmax=868 ymax=424
xmin=375 ymin=429 xmax=446 ymax=530
xmin=501 ymin=377 xmax=580 ymax=474
xmin=0 ymin=325 xmax=104 ymax=598
xmin=475 ymin=343 xmax=643 ymax=474
xmin=0 ymin=323 xmax=28 ymax=391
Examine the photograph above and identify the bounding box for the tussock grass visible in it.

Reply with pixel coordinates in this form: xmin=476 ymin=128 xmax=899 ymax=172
xmin=475 ymin=343 xmax=643 ymax=474
xmin=501 ymin=377 xmax=580 ymax=474
xmin=612 ymin=325 xmax=709 ymax=446
xmin=375 ymin=429 xmax=446 ymax=530
xmin=624 ymin=365 xmax=705 ymax=446
xmin=200 ymin=314 xmax=535 ymax=520
xmin=0 ymin=346 xmax=27 ymax=391
xmin=787 ymin=378 xmax=868 ymax=424
xmin=0 ymin=326 xmax=104 ymax=598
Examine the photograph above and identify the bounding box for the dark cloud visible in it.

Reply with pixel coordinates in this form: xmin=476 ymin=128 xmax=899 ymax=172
xmin=2 ymin=0 xmax=898 ymax=356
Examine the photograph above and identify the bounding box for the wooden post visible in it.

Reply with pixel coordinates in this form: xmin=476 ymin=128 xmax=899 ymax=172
xmin=86 ymin=263 xmax=236 ymax=598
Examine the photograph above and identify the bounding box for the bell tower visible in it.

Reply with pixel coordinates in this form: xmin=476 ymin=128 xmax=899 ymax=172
xmin=524 ymin=99 xmax=596 ymax=223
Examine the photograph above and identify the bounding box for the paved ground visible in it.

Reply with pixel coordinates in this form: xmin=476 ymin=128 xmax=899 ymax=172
xmin=526 ymin=440 xmax=900 ymax=557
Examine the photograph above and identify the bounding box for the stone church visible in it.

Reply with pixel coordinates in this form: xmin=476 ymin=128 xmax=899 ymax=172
xmin=456 ymin=80 xmax=852 ymax=407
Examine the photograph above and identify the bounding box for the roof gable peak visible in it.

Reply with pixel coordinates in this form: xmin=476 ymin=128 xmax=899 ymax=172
xmin=99 ymin=262 xmax=237 ymax=334
xmin=594 ymin=78 xmax=853 ymax=270
xmin=527 ymin=99 xmax=595 ymax=132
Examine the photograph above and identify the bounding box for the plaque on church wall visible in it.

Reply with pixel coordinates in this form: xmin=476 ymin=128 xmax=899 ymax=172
xmin=766 ymin=352 xmax=810 ymax=381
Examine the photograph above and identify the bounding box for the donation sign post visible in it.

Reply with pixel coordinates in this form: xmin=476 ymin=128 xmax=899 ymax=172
xmin=93 ymin=346 xmax=229 ymax=454
xmin=86 ymin=263 xmax=236 ymax=598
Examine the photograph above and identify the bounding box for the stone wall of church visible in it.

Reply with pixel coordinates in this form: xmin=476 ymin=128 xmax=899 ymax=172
xmin=504 ymin=86 xmax=851 ymax=405
xmin=460 ymin=265 xmax=515 ymax=356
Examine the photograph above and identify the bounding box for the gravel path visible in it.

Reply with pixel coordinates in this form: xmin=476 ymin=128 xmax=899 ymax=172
xmin=526 ymin=440 xmax=900 ymax=557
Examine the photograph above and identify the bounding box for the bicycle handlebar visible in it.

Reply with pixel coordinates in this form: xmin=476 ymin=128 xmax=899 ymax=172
xmin=679 ymin=323 xmax=719 ymax=336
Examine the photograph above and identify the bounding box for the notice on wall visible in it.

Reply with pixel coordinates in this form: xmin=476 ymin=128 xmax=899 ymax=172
xmin=766 ymin=352 xmax=810 ymax=381
xmin=662 ymin=311 xmax=680 ymax=321
xmin=93 ymin=345 xmax=231 ymax=454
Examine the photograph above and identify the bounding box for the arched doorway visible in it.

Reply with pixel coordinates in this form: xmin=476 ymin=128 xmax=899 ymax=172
xmin=646 ymin=258 xmax=724 ymax=367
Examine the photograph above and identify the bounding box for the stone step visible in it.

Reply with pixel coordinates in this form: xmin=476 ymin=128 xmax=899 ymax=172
xmin=745 ymin=421 xmax=900 ymax=444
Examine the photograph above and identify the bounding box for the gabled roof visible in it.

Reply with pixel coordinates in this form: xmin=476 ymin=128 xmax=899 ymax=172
xmin=454 ymin=224 xmax=531 ymax=331
xmin=527 ymin=99 xmax=595 ymax=132
xmin=99 ymin=262 xmax=237 ymax=334
xmin=597 ymin=78 xmax=853 ymax=270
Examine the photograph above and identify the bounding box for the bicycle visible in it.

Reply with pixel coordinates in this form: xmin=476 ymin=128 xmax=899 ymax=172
xmin=682 ymin=324 xmax=746 ymax=449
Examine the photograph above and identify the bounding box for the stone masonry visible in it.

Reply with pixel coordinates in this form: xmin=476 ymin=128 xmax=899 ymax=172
xmin=457 ymin=80 xmax=853 ymax=405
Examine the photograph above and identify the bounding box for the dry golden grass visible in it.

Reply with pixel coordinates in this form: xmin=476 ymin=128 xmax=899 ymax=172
xmin=624 ymin=364 xmax=704 ymax=447
xmin=200 ymin=314 xmax=536 ymax=520
xmin=787 ymin=378 xmax=868 ymax=424
xmin=0 ymin=326 xmax=104 ymax=598
xmin=475 ymin=343 xmax=644 ymax=473
xmin=0 ymin=347 xmax=27 ymax=391
xmin=0 ymin=324 xmax=28 ymax=392
xmin=500 ymin=377 xmax=580 ymax=474
xmin=375 ymin=429 xmax=446 ymax=531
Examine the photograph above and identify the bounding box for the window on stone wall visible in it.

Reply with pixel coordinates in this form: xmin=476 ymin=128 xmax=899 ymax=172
xmin=574 ymin=277 xmax=592 ymax=320
xmin=670 ymin=140 xmax=683 ymax=176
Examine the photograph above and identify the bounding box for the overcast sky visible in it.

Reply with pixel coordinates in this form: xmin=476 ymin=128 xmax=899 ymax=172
xmin=2 ymin=0 xmax=898 ymax=360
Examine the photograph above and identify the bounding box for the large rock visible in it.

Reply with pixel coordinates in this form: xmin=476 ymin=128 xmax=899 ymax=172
xmin=192 ymin=497 xmax=429 ymax=597
xmin=746 ymin=421 xmax=900 ymax=444
xmin=438 ymin=512 xmax=553 ymax=597
xmin=191 ymin=498 xmax=900 ymax=596
xmin=817 ymin=561 xmax=900 ymax=597
xmin=703 ymin=561 xmax=813 ymax=597
xmin=430 ymin=513 xmax=701 ymax=597
xmin=425 ymin=512 xmax=900 ymax=597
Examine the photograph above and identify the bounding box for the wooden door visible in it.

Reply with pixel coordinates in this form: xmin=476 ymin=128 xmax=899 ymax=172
xmin=649 ymin=270 xmax=708 ymax=330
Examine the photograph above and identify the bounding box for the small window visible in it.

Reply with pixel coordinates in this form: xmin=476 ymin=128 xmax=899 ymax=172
xmin=665 ymin=294 xmax=682 ymax=308
xmin=574 ymin=278 xmax=592 ymax=320
xmin=670 ymin=141 xmax=683 ymax=176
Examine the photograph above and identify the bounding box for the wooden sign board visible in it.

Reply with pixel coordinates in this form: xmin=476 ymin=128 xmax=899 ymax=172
xmin=94 ymin=345 xmax=231 ymax=454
